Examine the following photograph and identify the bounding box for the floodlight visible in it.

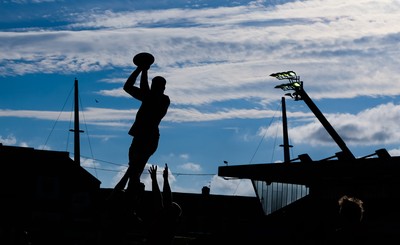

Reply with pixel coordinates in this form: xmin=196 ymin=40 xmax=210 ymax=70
xmin=271 ymin=71 xmax=302 ymax=92
xmin=270 ymin=71 xmax=297 ymax=80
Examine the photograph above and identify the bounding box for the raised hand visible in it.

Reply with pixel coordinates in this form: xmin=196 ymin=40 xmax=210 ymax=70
xmin=149 ymin=165 xmax=158 ymax=180
xmin=163 ymin=163 xmax=169 ymax=179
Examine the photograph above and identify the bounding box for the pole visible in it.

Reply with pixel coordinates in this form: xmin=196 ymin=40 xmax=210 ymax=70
xmin=280 ymin=97 xmax=291 ymax=163
xmin=73 ymin=78 xmax=82 ymax=165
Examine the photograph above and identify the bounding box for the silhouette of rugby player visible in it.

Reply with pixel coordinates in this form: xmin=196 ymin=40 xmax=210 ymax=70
xmin=114 ymin=56 xmax=170 ymax=197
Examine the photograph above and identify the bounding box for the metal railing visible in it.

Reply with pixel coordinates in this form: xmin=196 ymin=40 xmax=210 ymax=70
xmin=253 ymin=180 xmax=309 ymax=215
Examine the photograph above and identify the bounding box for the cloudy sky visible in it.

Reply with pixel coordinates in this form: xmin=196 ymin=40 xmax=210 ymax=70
xmin=1 ymin=0 xmax=400 ymax=196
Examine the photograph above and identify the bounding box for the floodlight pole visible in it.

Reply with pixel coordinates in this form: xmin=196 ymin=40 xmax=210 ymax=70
xmin=280 ymin=97 xmax=292 ymax=163
xmin=272 ymin=72 xmax=355 ymax=161
xmin=296 ymin=87 xmax=355 ymax=160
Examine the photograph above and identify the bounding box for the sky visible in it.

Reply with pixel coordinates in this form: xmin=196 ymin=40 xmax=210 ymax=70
xmin=1 ymin=0 xmax=400 ymax=197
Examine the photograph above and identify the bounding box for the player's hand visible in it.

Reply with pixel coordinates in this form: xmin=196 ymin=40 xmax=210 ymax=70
xmin=148 ymin=165 xmax=157 ymax=180
xmin=163 ymin=163 xmax=169 ymax=179
xmin=139 ymin=64 xmax=151 ymax=71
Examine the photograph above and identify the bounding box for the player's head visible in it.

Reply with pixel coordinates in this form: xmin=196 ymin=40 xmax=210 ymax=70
xmin=170 ymin=202 xmax=182 ymax=219
xmin=338 ymin=195 xmax=364 ymax=223
xmin=151 ymin=76 xmax=166 ymax=92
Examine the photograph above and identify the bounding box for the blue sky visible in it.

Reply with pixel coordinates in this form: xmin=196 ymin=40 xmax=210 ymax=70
xmin=1 ymin=0 xmax=400 ymax=196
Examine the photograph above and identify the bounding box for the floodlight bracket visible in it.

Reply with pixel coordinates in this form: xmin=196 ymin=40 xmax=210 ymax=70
xmin=271 ymin=71 xmax=303 ymax=100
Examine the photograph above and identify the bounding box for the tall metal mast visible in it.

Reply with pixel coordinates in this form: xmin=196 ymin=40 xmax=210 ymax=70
xmin=280 ymin=97 xmax=292 ymax=163
xmin=271 ymin=71 xmax=355 ymax=161
xmin=70 ymin=78 xmax=84 ymax=165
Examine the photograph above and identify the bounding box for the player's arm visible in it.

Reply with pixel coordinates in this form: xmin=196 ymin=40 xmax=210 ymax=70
xmin=124 ymin=67 xmax=143 ymax=100
xmin=149 ymin=165 xmax=163 ymax=210
xmin=139 ymin=66 xmax=150 ymax=93
xmin=163 ymin=164 xmax=172 ymax=207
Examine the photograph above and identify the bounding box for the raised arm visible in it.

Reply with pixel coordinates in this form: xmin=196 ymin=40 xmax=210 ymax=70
xmin=148 ymin=165 xmax=163 ymax=210
xmin=162 ymin=164 xmax=172 ymax=207
xmin=123 ymin=65 xmax=150 ymax=100
xmin=139 ymin=66 xmax=150 ymax=92
xmin=123 ymin=67 xmax=142 ymax=99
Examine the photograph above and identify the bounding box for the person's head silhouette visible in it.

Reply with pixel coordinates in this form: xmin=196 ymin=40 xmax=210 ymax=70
xmin=338 ymin=195 xmax=364 ymax=224
xmin=151 ymin=76 xmax=166 ymax=93
xmin=169 ymin=202 xmax=182 ymax=219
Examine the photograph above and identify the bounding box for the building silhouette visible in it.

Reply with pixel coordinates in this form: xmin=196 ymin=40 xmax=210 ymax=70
xmin=0 ymin=143 xmax=265 ymax=244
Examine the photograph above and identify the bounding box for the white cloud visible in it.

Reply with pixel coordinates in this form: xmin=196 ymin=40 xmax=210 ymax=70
xmin=178 ymin=162 xmax=202 ymax=172
xmin=19 ymin=142 xmax=29 ymax=147
xmin=38 ymin=144 xmax=52 ymax=150
xmin=0 ymin=107 xmax=277 ymax=123
xmin=209 ymin=175 xmax=256 ymax=196
xmin=259 ymin=102 xmax=400 ymax=147
xmin=0 ymin=134 xmax=17 ymax=145
xmin=388 ymin=148 xmax=400 ymax=156
xmin=3 ymin=101 xmax=400 ymax=150
xmin=81 ymin=157 xmax=101 ymax=168
xmin=1 ymin=0 xmax=400 ymax=104
xmin=179 ymin=154 xmax=189 ymax=160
